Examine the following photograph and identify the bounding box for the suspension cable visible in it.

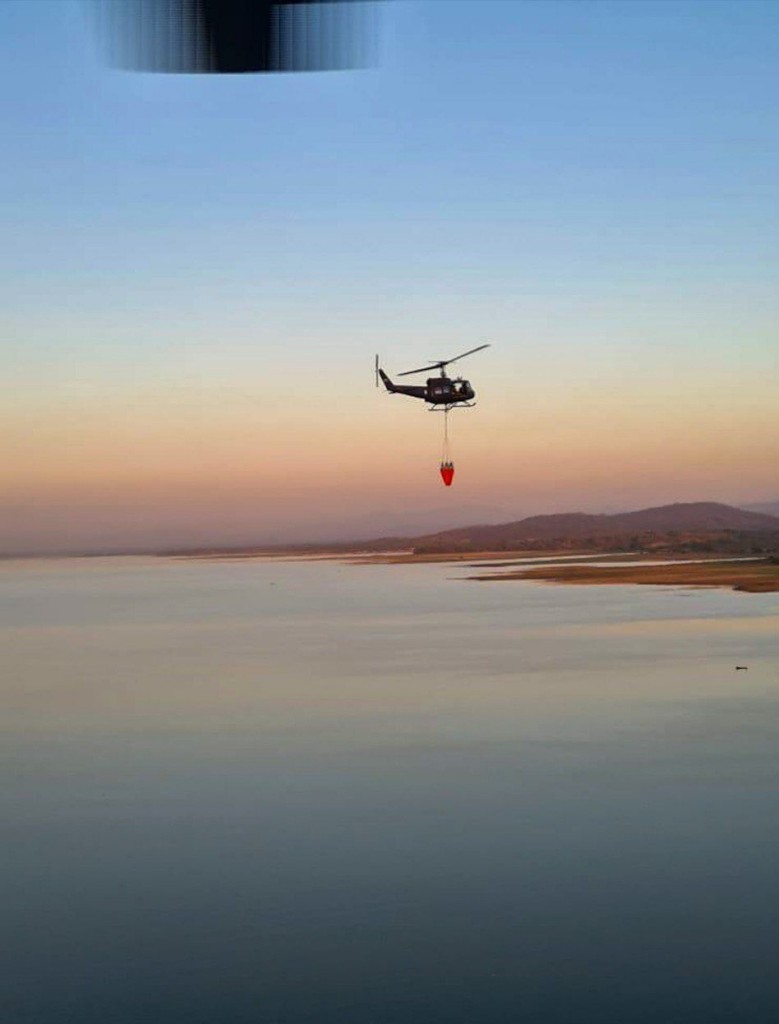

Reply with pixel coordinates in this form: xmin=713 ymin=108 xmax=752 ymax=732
xmin=441 ymin=407 xmax=450 ymax=464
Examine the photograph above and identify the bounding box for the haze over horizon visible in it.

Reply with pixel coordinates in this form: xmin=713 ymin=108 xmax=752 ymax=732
xmin=2 ymin=498 xmax=778 ymax=558
xmin=2 ymin=1 xmax=778 ymax=555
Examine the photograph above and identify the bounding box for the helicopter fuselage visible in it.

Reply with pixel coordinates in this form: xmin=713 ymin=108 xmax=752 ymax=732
xmin=379 ymin=370 xmax=475 ymax=406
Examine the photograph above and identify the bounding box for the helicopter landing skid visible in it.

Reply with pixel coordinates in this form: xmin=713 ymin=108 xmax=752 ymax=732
xmin=427 ymin=402 xmax=476 ymax=411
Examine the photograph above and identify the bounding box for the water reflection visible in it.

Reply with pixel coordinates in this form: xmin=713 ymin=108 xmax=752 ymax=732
xmin=2 ymin=558 xmax=779 ymax=1022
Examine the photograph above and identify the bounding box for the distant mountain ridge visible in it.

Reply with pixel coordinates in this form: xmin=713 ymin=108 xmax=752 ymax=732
xmin=410 ymin=502 xmax=779 ymax=554
xmin=152 ymin=502 xmax=779 ymax=559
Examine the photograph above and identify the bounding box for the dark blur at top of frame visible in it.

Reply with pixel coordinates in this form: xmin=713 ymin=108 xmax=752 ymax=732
xmin=90 ymin=0 xmax=383 ymax=74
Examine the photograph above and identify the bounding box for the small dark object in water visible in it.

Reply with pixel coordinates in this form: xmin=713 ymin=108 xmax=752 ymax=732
xmin=735 ymin=665 xmax=748 ymax=670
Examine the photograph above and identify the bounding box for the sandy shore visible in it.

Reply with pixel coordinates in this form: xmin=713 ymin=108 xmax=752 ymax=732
xmin=468 ymin=558 xmax=779 ymax=593
xmin=352 ymin=549 xmax=598 ymax=565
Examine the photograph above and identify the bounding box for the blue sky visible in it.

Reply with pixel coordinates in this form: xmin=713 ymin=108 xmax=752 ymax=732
xmin=3 ymin=2 xmax=778 ymax=366
xmin=1 ymin=1 xmax=778 ymax=550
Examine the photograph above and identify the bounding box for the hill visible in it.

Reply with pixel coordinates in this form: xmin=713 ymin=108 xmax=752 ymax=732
xmin=410 ymin=502 xmax=779 ymax=555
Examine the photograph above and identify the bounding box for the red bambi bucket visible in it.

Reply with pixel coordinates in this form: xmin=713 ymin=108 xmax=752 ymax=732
xmin=440 ymin=462 xmax=454 ymax=487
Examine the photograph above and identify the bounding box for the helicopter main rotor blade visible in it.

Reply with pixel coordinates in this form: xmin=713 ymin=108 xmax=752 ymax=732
xmin=398 ymin=362 xmax=444 ymax=377
xmin=444 ymin=343 xmax=490 ymax=366
xmin=397 ymin=344 xmax=490 ymax=377
xmin=91 ymin=0 xmax=379 ymax=74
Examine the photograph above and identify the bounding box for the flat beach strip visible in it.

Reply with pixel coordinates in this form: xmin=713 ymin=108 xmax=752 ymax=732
xmin=468 ymin=558 xmax=779 ymax=593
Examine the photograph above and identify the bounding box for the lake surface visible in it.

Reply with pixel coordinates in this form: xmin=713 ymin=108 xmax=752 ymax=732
xmin=3 ymin=556 xmax=779 ymax=1023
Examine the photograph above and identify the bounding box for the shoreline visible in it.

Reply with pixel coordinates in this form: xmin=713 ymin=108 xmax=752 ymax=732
xmin=163 ymin=547 xmax=779 ymax=592
xmin=467 ymin=557 xmax=779 ymax=593
xmin=351 ymin=550 xmax=740 ymax=567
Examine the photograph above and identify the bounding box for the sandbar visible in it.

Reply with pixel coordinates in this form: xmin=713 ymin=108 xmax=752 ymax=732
xmin=468 ymin=558 xmax=779 ymax=593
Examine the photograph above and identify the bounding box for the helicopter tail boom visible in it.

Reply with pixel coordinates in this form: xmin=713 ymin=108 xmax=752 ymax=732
xmin=377 ymin=366 xmax=429 ymax=401
xmin=378 ymin=367 xmax=396 ymax=392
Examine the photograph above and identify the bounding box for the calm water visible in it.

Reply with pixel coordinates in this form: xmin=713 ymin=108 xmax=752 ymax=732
xmin=2 ymin=556 xmax=779 ymax=1023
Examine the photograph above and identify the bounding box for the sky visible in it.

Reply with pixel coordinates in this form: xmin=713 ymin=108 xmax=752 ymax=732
xmin=1 ymin=0 xmax=778 ymax=553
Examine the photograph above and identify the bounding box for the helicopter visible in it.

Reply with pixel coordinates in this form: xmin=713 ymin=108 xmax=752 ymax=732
xmin=375 ymin=344 xmax=490 ymax=410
